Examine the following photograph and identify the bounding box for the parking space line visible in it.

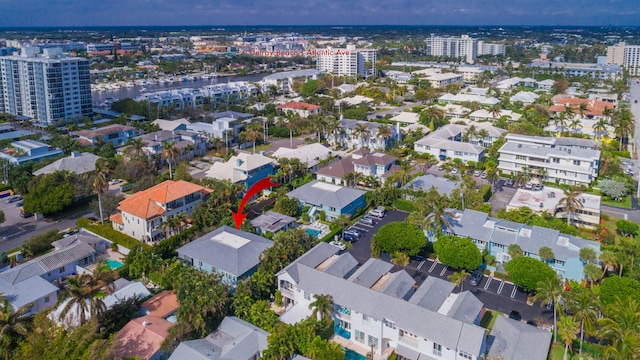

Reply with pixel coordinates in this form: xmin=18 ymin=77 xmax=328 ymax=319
xmin=417 ymin=260 xmax=426 ymax=270
xmin=350 ymin=226 xmax=368 ymax=232
xmin=484 ymin=277 xmax=492 ymax=289
xmin=357 ymin=222 xmax=374 ymax=228
xmin=428 ymin=261 xmax=438 ymax=273
xmin=497 ymin=281 xmax=505 ymax=294
xmin=439 ymin=265 xmax=448 ymax=276
xmin=510 ymin=286 xmax=517 ymax=298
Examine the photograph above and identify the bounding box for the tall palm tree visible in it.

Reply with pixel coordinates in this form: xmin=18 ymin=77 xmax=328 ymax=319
xmin=448 ymin=271 xmax=470 ymax=291
xmin=391 ymin=252 xmax=410 ymax=268
xmin=309 ymin=294 xmax=333 ymax=322
xmin=602 ymin=106 xmax=614 ymax=123
xmin=553 ymin=111 xmax=568 ymax=131
xmin=508 ymin=243 xmax=523 ymax=259
xmin=592 ymin=118 xmax=609 ymax=140
xmin=0 ymin=296 xmax=32 ymax=359
xmin=57 ymin=272 xmax=114 ymax=326
xmin=326 ymin=117 xmax=344 ymax=146
xmin=535 ymin=276 xmax=563 ymax=341
xmin=285 ymin=116 xmax=299 ymax=148
xmin=92 ymin=170 xmax=109 ymax=225
xmin=538 ymin=246 xmax=555 ymax=264
xmin=569 ymin=118 xmax=583 ymax=134
xmin=463 ymin=124 xmax=478 ymax=142
xmin=598 ymin=297 xmax=640 ymax=359
xmin=376 ymin=125 xmax=392 ymax=149
xmin=599 ymin=250 xmax=619 ymax=278
xmin=557 ymin=315 xmax=578 ymax=360
xmin=566 ymin=288 xmax=600 ymax=356
xmin=558 ymin=187 xmax=584 ymax=226
xmin=578 ymin=103 xmax=588 ymax=119
xmin=352 ymin=123 xmax=371 ymax=148
xmin=162 ymin=142 xmax=180 ymax=179
xmin=476 ymin=129 xmax=490 ymax=146
xmin=612 ymin=109 xmax=633 ymax=152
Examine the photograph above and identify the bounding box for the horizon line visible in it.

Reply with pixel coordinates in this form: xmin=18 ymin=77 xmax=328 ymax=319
xmin=1 ymin=24 xmax=638 ymax=29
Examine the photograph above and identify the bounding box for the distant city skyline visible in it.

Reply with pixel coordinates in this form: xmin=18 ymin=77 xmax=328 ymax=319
xmin=1 ymin=0 xmax=639 ymax=27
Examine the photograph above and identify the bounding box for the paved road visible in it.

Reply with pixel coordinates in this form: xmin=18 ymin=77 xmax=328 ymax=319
xmin=345 ymin=209 xmax=554 ymax=326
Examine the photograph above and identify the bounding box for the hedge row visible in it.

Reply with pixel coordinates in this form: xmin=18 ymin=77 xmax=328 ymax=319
xmin=480 ymin=184 xmax=492 ymax=202
xmin=78 ymin=217 xmax=150 ymax=251
xmin=320 ymin=227 xmax=341 ymax=243
xmin=393 ymin=199 xmax=416 ymax=212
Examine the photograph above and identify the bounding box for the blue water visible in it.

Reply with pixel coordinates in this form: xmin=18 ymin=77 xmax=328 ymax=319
xmin=305 ymin=228 xmax=322 ymax=238
xmin=105 ymin=259 xmax=123 ymax=270
xmin=344 ymin=348 xmax=367 ymax=360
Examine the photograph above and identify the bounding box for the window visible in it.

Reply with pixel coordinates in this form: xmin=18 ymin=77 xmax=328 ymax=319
xmin=304 ymin=292 xmax=311 ymax=301
xmin=433 ymin=343 xmax=442 ymax=357
xmin=573 ymin=160 xmax=581 ymax=166
xmin=355 ymin=330 xmax=365 ymax=343
xmin=44 ymin=296 xmax=50 ymax=303
xmin=368 ymin=335 xmax=378 ymax=348
xmin=553 ymin=158 xmax=560 ymax=163
xmin=59 ymin=266 xmax=65 ymax=273
xmin=362 ymin=315 xmax=372 ymax=326
xmin=454 ymin=151 xmax=463 ymax=156
xmin=459 ymin=350 xmax=473 ymax=359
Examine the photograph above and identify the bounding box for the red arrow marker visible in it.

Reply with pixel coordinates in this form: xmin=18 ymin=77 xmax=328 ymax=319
xmin=231 ymin=176 xmax=280 ymax=229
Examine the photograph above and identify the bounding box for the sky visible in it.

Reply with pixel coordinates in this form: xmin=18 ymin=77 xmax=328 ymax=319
xmin=1 ymin=0 xmax=639 ymax=27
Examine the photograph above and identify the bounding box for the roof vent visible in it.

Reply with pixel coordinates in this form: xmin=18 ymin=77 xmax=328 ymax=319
xmin=518 ymin=144 xmax=522 ymax=148
xmin=568 ymin=149 xmax=571 ymax=154
xmin=142 ymin=321 xmax=149 ymax=327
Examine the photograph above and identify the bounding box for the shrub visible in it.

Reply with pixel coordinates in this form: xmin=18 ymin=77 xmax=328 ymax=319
xmin=393 ymin=199 xmax=416 ymax=212
xmin=616 ymin=219 xmax=639 ymax=237
xmin=78 ymin=217 xmax=149 ymax=251
xmin=480 ymin=184 xmax=492 ymax=202
xmin=318 ymin=210 xmax=326 ymax=222
xmin=22 ymin=229 xmax=64 ymax=259
xmin=372 ymin=222 xmax=426 ymax=257
xmin=601 ymin=213 xmax=610 ymax=221
xmin=493 ymin=271 xmax=511 ymax=281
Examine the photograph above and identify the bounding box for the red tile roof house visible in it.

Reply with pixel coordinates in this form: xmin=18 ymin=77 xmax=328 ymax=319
xmin=110 ymin=180 xmax=212 ymax=244
xmin=276 ymin=102 xmax=323 ymax=118
xmin=114 ymin=290 xmax=179 ymax=360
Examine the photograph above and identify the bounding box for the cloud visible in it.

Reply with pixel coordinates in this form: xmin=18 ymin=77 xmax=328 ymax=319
xmin=0 ymin=0 xmax=638 ymax=26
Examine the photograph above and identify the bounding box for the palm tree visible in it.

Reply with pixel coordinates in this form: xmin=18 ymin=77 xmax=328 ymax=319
xmin=0 ymin=295 xmax=32 ymax=359
xmin=343 ymin=172 xmax=358 ymax=187
xmin=241 ymin=122 xmax=263 ymax=154
xmin=569 ymin=118 xmax=583 ymax=134
xmin=599 ymin=250 xmax=619 ymax=278
xmin=326 ymin=117 xmax=344 ymax=146
xmin=309 ymin=294 xmax=333 ymax=322
xmin=508 ymin=243 xmax=523 ymax=259
xmin=448 ymin=271 xmax=470 ymax=291
xmin=424 ymin=202 xmax=454 ymax=236
xmin=593 ymin=118 xmax=609 ymax=140
xmin=376 ymin=125 xmax=392 ymax=149
xmin=389 ymin=160 xmax=412 ymax=186
xmin=514 ymin=166 xmax=532 ymax=188
xmin=476 ymin=129 xmax=490 ymax=146
xmin=162 ymin=142 xmax=180 ymax=179
xmin=126 ymin=138 xmax=147 ymax=160
xmin=578 ymin=103 xmax=588 ymax=119
xmin=391 ymin=252 xmax=410 ymax=268
xmin=535 ymin=276 xmax=563 ymax=341
xmin=598 ymin=297 xmax=640 ymax=359
xmin=612 ymin=109 xmax=633 ymax=151
xmin=566 ymin=288 xmax=600 ymax=356
xmin=602 ymin=106 xmax=614 ymax=123
xmin=92 ymin=170 xmax=109 ymax=225
xmin=552 ymin=111 xmax=569 ymax=131
xmin=558 ymin=187 xmax=584 ymax=226
xmin=583 ymin=263 xmax=601 ymax=288
xmin=285 ymin=116 xmax=299 ymax=148
xmin=538 ymin=246 xmax=555 ymax=264
xmin=57 ymin=272 xmax=114 ymax=326
xmin=352 ymin=123 xmax=371 ymax=148
xmin=486 ymin=167 xmax=499 ymax=186
xmin=463 ymin=124 xmax=478 ymax=142
xmin=490 ymin=104 xmax=502 ymax=120
xmin=557 ymin=315 xmax=578 ymax=360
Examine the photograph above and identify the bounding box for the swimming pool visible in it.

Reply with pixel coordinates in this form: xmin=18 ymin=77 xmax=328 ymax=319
xmin=344 ymin=348 xmax=367 ymax=360
xmin=105 ymin=259 xmax=123 ymax=270
xmin=305 ymin=228 xmax=322 ymax=238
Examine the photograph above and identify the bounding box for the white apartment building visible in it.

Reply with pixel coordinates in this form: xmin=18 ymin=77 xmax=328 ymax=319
xmin=477 ymin=41 xmax=506 ymax=56
xmin=110 ymin=180 xmax=212 ymax=244
xmin=0 ymin=47 xmax=92 ymax=126
xmin=315 ymin=44 xmax=377 ymax=78
xmin=277 ymin=243 xmax=489 ymax=359
xmin=607 ymin=42 xmax=640 ymax=76
xmin=498 ymin=134 xmax=600 ymax=186
xmin=425 ymin=35 xmax=477 ymax=63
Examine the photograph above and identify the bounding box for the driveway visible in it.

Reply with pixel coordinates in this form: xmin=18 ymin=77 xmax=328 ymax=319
xmin=366 ymin=102 xmax=417 ymax=120
xmin=489 ymin=179 xmax=517 ymax=214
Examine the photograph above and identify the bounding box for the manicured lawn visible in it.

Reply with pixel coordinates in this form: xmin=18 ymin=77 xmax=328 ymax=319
xmin=601 ymin=195 xmax=632 ymax=209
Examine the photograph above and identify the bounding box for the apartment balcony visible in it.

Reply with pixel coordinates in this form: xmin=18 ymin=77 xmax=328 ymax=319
xmin=279 ymin=287 xmax=295 ymax=298
xmin=398 ymin=335 xmax=419 ymax=348
xmin=185 ymin=194 xmax=202 ymax=205
xmin=166 ymin=201 xmax=185 ymax=210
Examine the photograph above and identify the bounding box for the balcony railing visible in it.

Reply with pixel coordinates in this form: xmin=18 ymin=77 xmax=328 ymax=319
xmin=279 ymin=287 xmax=295 ymax=298
xmin=399 ymin=335 xmax=419 ymax=347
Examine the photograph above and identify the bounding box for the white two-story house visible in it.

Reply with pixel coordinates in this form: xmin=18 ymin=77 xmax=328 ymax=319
xmin=110 ymin=180 xmax=212 ymax=244
xmin=497 ymin=134 xmax=600 ymax=186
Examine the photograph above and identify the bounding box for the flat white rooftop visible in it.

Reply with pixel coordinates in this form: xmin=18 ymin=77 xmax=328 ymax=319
xmin=211 ymin=232 xmax=250 ymax=249
xmin=507 ymin=186 xmax=601 ymax=213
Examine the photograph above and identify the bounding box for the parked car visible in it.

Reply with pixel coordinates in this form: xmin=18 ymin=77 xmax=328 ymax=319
xmin=329 ymin=240 xmax=347 ymax=251
xmin=342 ymin=233 xmax=357 ymax=243
xmin=438 ymin=165 xmax=445 ymax=171
xmin=533 ymin=184 xmax=543 ymax=191
xmin=346 ymin=228 xmax=363 ymax=237
xmin=525 ymin=182 xmax=533 ymax=189
xmin=480 ymin=172 xmax=487 ymax=179
xmin=505 ymin=178 xmax=515 ymax=186
xmin=368 ymin=206 xmax=386 ymax=218
xmin=473 ymin=170 xmax=481 ymax=177
xmin=15 ymin=200 xmax=23 ymax=207
xmin=451 ymin=168 xmax=459 ymax=174
xmin=108 ymin=178 xmax=123 ymax=185
xmin=6 ymin=195 xmax=22 ymax=204
xmin=509 ymin=311 xmax=522 ymax=321
xmin=469 ymin=270 xmax=483 ymax=286
xmin=19 ymin=207 xmax=32 ymax=218
xmin=343 ymin=230 xmax=361 ymax=238
xmin=360 ymin=217 xmax=375 ymax=225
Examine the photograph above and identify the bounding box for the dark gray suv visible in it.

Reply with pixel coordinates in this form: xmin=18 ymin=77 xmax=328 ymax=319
xmin=469 ymin=270 xmax=483 ymax=286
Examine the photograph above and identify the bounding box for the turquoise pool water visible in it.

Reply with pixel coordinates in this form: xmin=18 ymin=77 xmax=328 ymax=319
xmin=344 ymin=348 xmax=367 ymax=360
xmin=305 ymin=228 xmax=322 ymax=238
xmin=106 ymin=259 xmax=123 ymax=270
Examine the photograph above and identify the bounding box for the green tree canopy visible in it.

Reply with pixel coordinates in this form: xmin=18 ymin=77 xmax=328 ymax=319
xmin=300 ymin=80 xmax=319 ymax=97
xmin=23 ymin=171 xmax=77 ymax=215
xmin=599 ymin=179 xmax=629 ymax=199
xmin=433 ymin=235 xmax=482 ymax=270
xmin=505 ymin=257 xmax=557 ymax=292
xmin=599 ymin=276 xmax=640 ymax=306
xmin=372 ymin=222 xmax=426 ymax=257
xmin=615 ymin=219 xmax=639 ymax=237
xmin=273 ymin=196 xmax=300 ymax=217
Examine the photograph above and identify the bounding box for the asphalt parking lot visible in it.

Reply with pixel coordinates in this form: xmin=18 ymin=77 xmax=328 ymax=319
xmin=344 ymin=208 xmax=553 ymax=325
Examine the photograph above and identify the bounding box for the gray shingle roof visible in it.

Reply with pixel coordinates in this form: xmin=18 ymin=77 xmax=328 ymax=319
xmin=408 ymin=276 xmax=456 ymax=311
xmin=446 ymin=291 xmax=483 ymax=324
xmin=249 ymin=211 xmax=296 ymax=233
xmin=377 ymin=270 xmax=416 ymax=299
xmin=276 ymin=242 xmax=340 ymax=283
xmin=403 ymin=174 xmax=460 ymax=196
xmin=488 ymin=316 xmax=552 ymax=360
xmin=0 ymin=276 xmax=58 ymax=310
xmin=348 ymin=258 xmax=394 ymax=288
xmin=286 ymin=180 xmax=366 ymax=211
xmin=322 ymin=253 xmax=359 ymax=279
xmin=169 ymin=316 xmax=270 ymax=360
xmin=177 ymin=226 xmax=273 ymax=277
xmin=33 ymin=152 xmax=101 ymax=176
